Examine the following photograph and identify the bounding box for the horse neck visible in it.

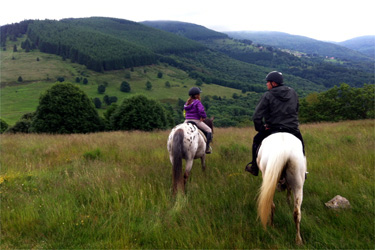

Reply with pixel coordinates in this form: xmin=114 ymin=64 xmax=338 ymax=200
xmin=203 ymin=119 xmax=213 ymax=131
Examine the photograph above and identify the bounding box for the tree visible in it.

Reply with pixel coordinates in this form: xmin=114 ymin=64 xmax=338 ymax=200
xmin=13 ymin=44 xmax=17 ymax=52
xmin=120 ymin=81 xmax=131 ymax=92
xmin=30 ymin=82 xmax=104 ymax=134
xmin=93 ymin=97 xmax=102 ymax=108
xmin=157 ymin=72 xmax=163 ymax=78
xmin=110 ymin=95 xmax=170 ymax=131
xmin=165 ymin=81 xmax=171 ymax=88
xmin=75 ymin=77 xmax=81 ymax=83
xmin=98 ymin=84 xmax=106 ymax=94
xmin=57 ymin=77 xmax=64 ymax=82
xmin=146 ymin=81 xmax=152 ymax=90
xmin=83 ymin=78 xmax=88 ymax=84
xmin=17 ymin=76 xmax=23 ymax=82
xmin=196 ymin=78 xmax=203 ymax=86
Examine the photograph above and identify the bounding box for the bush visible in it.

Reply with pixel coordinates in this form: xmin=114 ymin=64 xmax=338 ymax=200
xmin=30 ymin=82 xmax=104 ymax=134
xmin=98 ymin=84 xmax=106 ymax=94
xmin=120 ymin=81 xmax=131 ymax=92
xmin=93 ymin=97 xmax=102 ymax=108
xmin=110 ymin=95 xmax=170 ymax=131
xmin=5 ymin=113 xmax=35 ymax=133
xmin=0 ymin=118 xmax=9 ymax=133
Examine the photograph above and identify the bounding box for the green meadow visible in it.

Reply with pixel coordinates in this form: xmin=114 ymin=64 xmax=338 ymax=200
xmin=1 ymin=120 xmax=374 ymax=249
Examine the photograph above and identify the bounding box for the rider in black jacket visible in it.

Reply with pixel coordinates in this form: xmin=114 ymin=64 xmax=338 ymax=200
xmin=245 ymin=71 xmax=305 ymax=176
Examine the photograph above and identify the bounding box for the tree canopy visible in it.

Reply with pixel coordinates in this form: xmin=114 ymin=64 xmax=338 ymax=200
xmin=30 ymin=82 xmax=104 ymax=133
xmin=110 ymin=95 xmax=172 ymax=131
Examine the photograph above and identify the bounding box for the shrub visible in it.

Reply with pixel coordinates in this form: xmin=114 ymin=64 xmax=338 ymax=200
xmin=110 ymin=95 xmax=170 ymax=131
xmin=5 ymin=113 xmax=35 ymax=134
xmin=93 ymin=97 xmax=102 ymax=108
xmin=120 ymin=81 xmax=131 ymax=92
xmin=30 ymin=82 xmax=104 ymax=134
xmin=98 ymin=84 xmax=106 ymax=94
xmin=0 ymin=118 xmax=9 ymax=133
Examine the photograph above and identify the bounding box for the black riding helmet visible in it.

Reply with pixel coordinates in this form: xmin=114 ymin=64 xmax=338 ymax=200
xmin=266 ymin=71 xmax=284 ymax=85
xmin=188 ymin=87 xmax=202 ymax=96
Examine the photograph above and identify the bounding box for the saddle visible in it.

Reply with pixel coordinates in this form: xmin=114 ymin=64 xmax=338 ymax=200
xmin=186 ymin=121 xmax=208 ymax=142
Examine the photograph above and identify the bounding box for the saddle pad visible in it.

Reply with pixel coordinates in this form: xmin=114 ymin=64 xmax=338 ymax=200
xmin=198 ymin=129 xmax=207 ymax=142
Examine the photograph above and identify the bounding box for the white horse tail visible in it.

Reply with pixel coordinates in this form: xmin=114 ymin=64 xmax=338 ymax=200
xmin=257 ymin=149 xmax=288 ymax=228
xmin=172 ymin=129 xmax=184 ymax=194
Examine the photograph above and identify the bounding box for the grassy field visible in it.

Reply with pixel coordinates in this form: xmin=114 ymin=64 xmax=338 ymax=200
xmin=1 ymin=120 xmax=374 ymax=249
xmin=1 ymin=37 xmax=242 ymax=126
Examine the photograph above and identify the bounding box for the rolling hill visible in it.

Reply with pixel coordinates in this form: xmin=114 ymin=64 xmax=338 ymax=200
xmin=1 ymin=17 xmax=374 ymax=127
xmin=142 ymin=21 xmax=374 ymax=88
xmin=336 ymin=35 xmax=375 ymax=59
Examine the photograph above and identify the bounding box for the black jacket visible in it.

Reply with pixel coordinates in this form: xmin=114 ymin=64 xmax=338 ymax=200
xmin=253 ymin=85 xmax=300 ymax=132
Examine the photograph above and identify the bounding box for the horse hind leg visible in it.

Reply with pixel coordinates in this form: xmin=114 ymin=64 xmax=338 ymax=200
xmin=270 ymin=202 xmax=276 ymax=227
xmin=201 ymin=154 xmax=206 ymax=172
xmin=293 ymin=189 xmax=303 ymax=245
xmin=183 ymin=159 xmax=194 ymax=192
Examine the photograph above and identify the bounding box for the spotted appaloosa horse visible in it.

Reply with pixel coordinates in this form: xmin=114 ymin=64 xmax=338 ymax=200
xmin=167 ymin=118 xmax=214 ymax=195
xmin=256 ymin=132 xmax=307 ymax=245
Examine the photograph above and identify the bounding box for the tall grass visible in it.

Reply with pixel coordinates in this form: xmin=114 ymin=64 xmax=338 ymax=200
xmin=1 ymin=120 xmax=374 ymax=249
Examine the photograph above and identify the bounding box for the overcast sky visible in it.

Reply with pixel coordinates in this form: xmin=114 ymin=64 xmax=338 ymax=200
xmin=1 ymin=0 xmax=374 ymax=42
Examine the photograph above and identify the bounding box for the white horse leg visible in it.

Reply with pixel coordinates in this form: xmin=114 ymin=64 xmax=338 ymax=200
xmin=201 ymin=154 xmax=206 ymax=171
xmin=183 ymin=159 xmax=194 ymax=191
xmin=287 ymin=186 xmax=292 ymax=205
xmin=293 ymin=188 xmax=303 ymax=245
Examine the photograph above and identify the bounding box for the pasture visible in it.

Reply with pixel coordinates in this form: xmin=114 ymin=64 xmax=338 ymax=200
xmin=0 ymin=120 xmax=374 ymax=249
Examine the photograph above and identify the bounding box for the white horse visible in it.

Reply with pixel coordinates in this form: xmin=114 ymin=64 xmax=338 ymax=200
xmin=256 ymin=132 xmax=307 ymax=245
xmin=167 ymin=118 xmax=213 ymax=195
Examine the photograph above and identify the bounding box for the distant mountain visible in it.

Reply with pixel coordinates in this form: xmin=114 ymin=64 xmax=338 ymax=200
xmin=142 ymin=21 xmax=374 ymax=89
xmin=225 ymin=31 xmax=373 ymax=62
xmin=337 ymin=36 xmax=375 ymax=59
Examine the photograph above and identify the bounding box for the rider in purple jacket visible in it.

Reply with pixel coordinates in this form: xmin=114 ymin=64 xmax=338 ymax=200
xmin=184 ymin=87 xmax=212 ymax=154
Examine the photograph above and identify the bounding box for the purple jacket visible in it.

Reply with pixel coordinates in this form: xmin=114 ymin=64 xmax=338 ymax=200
xmin=184 ymin=100 xmax=207 ymax=120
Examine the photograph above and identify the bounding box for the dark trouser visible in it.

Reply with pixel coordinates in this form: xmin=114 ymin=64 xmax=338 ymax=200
xmin=251 ymin=128 xmax=305 ymax=165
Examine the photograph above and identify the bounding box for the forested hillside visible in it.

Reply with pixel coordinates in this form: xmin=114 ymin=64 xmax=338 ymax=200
xmin=337 ymin=36 xmax=375 ymax=59
xmin=143 ymin=21 xmax=374 ymax=89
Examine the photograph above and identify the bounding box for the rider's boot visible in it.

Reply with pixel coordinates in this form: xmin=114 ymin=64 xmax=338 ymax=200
xmin=245 ymin=161 xmax=259 ymax=176
xmin=205 ymin=133 xmax=212 ymax=154
xmin=245 ymin=142 xmax=259 ymax=176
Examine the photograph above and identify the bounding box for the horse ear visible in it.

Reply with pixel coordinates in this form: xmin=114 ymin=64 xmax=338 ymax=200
xmin=211 ymin=116 xmax=215 ymax=121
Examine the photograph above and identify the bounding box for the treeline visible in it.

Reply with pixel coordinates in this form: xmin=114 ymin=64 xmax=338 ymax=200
xmin=0 ymin=20 xmax=33 ymax=47
xmin=26 ymin=20 xmax=158 ymax=71
xmin=299 ymin=83 xmax=374 ymax=122
xmin=141 ymin=21 xmax=228 ymax=41
xmin=62 ymin=17 xmax=206 ymax=54
xmin=1 ymin=83 xmax=373 ymax=134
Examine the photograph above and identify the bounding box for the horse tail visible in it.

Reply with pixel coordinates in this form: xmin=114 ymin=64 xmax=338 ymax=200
xmin=257 ymin=149 xmax=288 ymax=228
xmin=172 ymin=129 xmax=184 ymax=194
